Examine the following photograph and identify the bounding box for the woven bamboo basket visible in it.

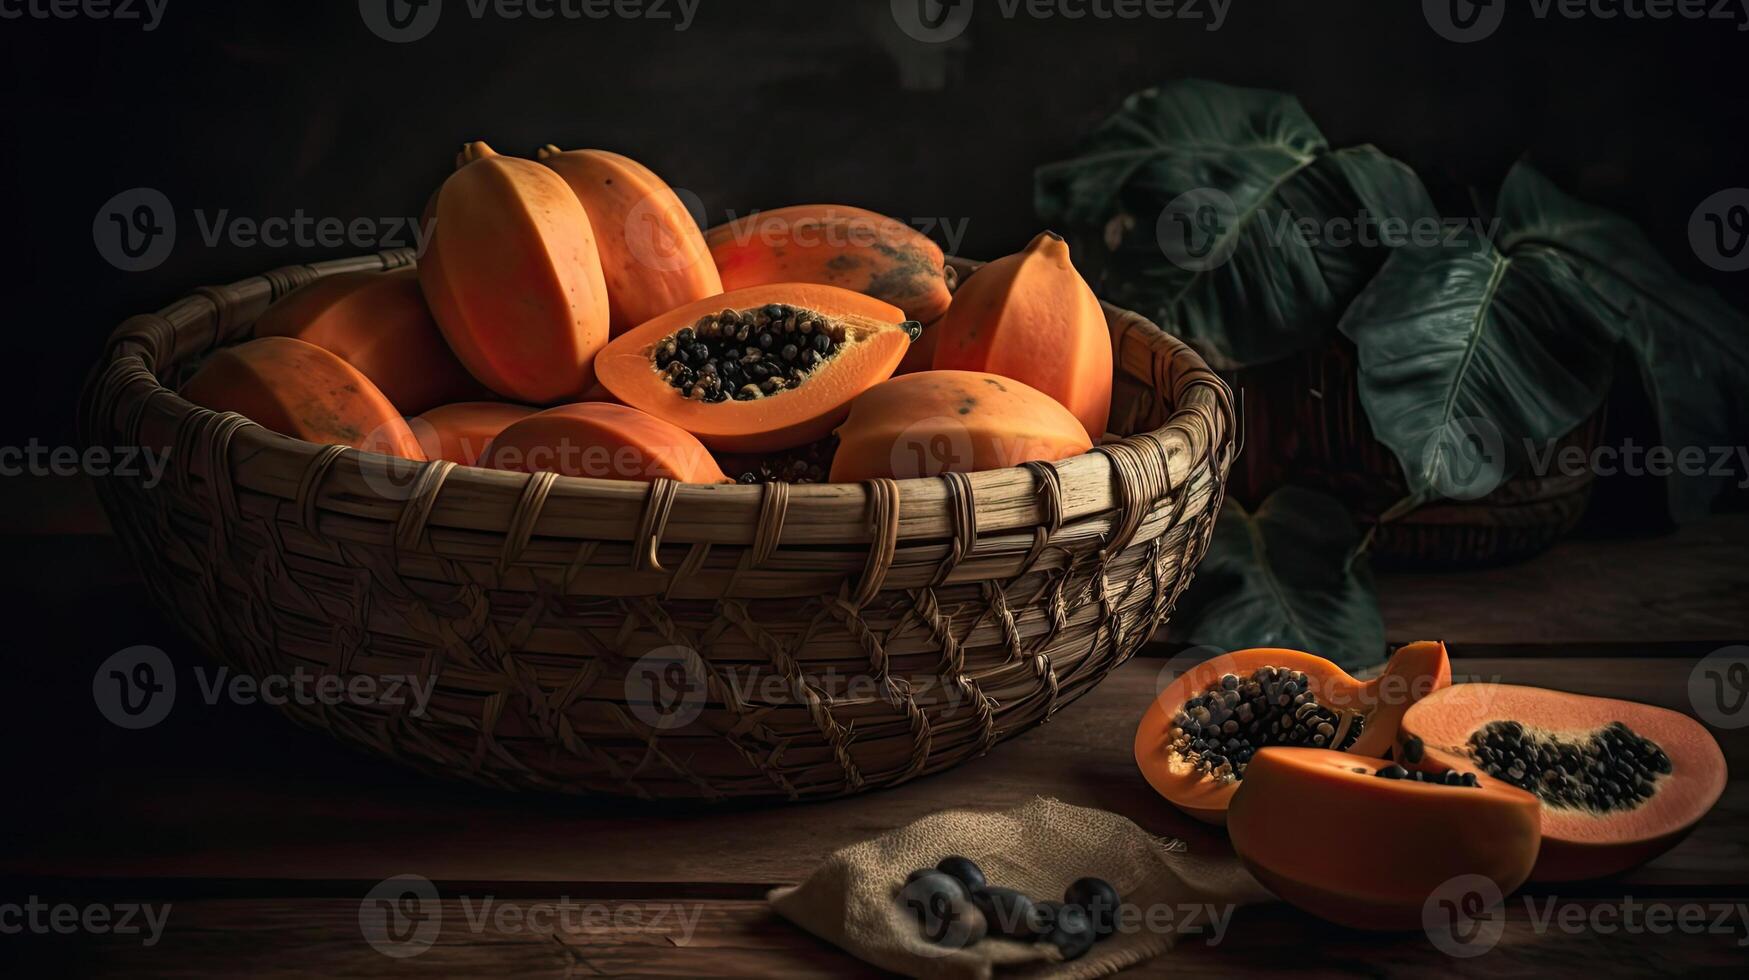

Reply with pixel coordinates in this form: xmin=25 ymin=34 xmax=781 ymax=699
xmin=78 ymin=250 xmax=1233 ymax=801
xmin=1228 ymin=339 xmax=1605 ymax=569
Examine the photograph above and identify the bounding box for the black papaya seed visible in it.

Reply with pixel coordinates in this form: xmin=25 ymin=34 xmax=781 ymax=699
xmin=971 ymin=886 xmax=1047 ymax=939
xmin=900 ymin=873 xmax=984 ymax=949
xmin=1044 ymin=901 xmax=1095 ymax=960
xmin=934 ymin=855 xmax=986 ymax=892
xmin=1063 ymin=877 xmax=1120 ymax=937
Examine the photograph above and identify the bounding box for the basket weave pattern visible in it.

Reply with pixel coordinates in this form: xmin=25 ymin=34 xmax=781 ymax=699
xmin=79 ymin=251 xmax=1234 ymax=800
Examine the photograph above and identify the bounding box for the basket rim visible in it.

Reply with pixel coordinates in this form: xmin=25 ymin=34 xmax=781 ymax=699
xmin=80 ymin=248 xmax=1235 ymax=557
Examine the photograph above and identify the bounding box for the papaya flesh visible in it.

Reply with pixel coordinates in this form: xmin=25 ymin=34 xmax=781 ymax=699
xmin=829 ymin=370 xmax=1092 ymax=482
xmin=411 ymin=401 xmax=538 ymax=466
xmin=482 ymin=402 xmax=729 ymax=484
xmin=1398 ymin=683 xmax=1727 ymax=882
xmin=932 ymin=231 xmax=1113 ymax=442
xmin=595 ymin=283 xmax=913 ymax=453
xmin=419 ymin=142 xmax=611 ymax=404
xmin=180 ymin=336 xmax=425 ymax=460
xmin=537 ymin=146 xmax=722 ymax=336
xmin=1228 ymin=747 xmax=1541 ymax=930
xmin=706 ymin=205 xmax=953 ymax=324
xmin=1134 ymin=642 xmax=1453 ymax=825
xmin=253 ymin=267 xmax=486 ymax=415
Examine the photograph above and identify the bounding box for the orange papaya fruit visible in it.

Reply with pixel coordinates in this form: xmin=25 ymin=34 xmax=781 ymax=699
xmin=1133 ymin=642 xmax=1453 ymax=824
xmin=419 ymin=141 xmax=611 ymax=404
xmin=594 ymin=283 xmax=914 ymax=453
xmin=180 ymin=336 xmax=425 ymax=459
xmin=482 ymin=402 xmax=728 ymax=484
xmin=828 ymin=370 xmax=1092 ymax=482
xmin=253 ymin=267 xmax=486 ymax=415
xmin=706 ymin=205 xmax=953 ymax=324
xmin=931 ymin=232 xmax=1113 ymax=441
xmin=1228 ymin=747 xmax=1542 ymax=930
xmin=1398 ymin=684 xmax=1727 ymax=882
xmin=410 ymin=401 xmax=538 ymax=466
xmin=536 ymin=146 xmax=722 ymax=336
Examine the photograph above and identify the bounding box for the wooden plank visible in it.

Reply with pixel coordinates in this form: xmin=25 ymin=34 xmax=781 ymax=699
xmin=11 ymin=894 xmax=1748 ymax=979
xmin=9 ymin=656 xmax=1744 ymax=889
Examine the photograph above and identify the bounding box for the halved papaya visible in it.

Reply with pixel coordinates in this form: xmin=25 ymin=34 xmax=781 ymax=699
xmin=481 ymin=402 xmax=729 ymax=484
xmin=536 ymin=146 xmax=722 ymax=336
xmin=419 ymin=142 xmax=611 ymax=404
xmin=706 ymin=205 xmax=953 ymax=324
xmin=253 ymin=267 xmax=485 ymax=415
xmin=1133 ymin=642 xmax=1453 ymax=825
xmin=828 ymin=370 xmax=1092 ymax=482
xmin=1228 ymin=747 xmax=1541 ymax=930
xmin=594 ymin=283 xmax=913 ymax=453
xmin=411 ymin=401 xmax=538 ymax=466
xmin=1398 ymin=684 xmax=1727 ymax=881
xmin=931 ymin=232 xmax=1113 ymax=441
xmin=180 ymin=336 xmax=425 ymax=460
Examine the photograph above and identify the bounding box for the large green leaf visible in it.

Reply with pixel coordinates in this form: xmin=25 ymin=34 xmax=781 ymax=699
xmin=1497 ymin=164 xmax=1749 ymax=520
xmin=1036 ymin=80 xmax=1436 ymax=369
xmin=1337 ymin=214 xmax=1618 ymax=507
xmin=1173 ymin=487 xmax=1385 ymax=670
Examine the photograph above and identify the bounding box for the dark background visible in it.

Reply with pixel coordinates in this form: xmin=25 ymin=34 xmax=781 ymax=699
xmin=1 ymin=0 xmax=1744 ymax=445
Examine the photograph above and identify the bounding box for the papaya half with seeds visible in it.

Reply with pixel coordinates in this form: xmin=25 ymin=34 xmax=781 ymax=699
xmin=1398 ymin=684 xmax=1727 ymax=882
xmin=932 ymin=231 xmax=1113 ymax=442
xmin=828 ymin=370 xmax=1092 ymax=482
xmin=594 ymin=283 xmax=914 ymax=454
xmin=419 ymin=141 xmax=611 ymax=404
xmin=253 ymin=267 xmax=485 ymax=415
xmin=536 ymin=145 xmax=723 ymax=336
xmin=482 ymin=402 xmax=729 ymax=484
xmin=410 ymin=401 xmax=538 ymax=466
xmin=1133 ymin=642 xmax=1452 ymax=825
xmin=1228 ymin=747 xmax=1541 ymax=930
xmin=706 ymin=204 xmax=954 ymax=324
xmin=180 ymin=336 xmax=425 ymax=460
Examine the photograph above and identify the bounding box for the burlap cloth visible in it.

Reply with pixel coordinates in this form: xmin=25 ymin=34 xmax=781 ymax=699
xmin=768 ymin=797 xmax=1273 ymax=979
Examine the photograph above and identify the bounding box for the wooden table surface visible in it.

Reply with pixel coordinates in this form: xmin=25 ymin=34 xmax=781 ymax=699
xmin=4 ymin=484 xmax=1747 ymax=977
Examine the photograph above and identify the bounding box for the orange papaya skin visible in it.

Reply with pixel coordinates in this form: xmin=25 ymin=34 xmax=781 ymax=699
xmin=253 ymin=267 xmax=486 ymax=415
xmin=1133 ymin=642 xmax=1453 ymax=825
xmin=595 ymin=283 xmax=911 ymax=454
xmin=1229 ymin=747 xmax=1541 ymax=930
xmin=829 ymin=370 xmax=1092 ymax=482
xmin=482 ymin=402 xmax=729 ymax=484
xmin=419 ymin=142 xmax=611 ymax=404
xmin=180 ymin=336 xmax=425 ymax=460
xmin=931 ymin=232 xmax=1113 ymax=441
xmin=537 ymin=146 xmax=722 ymax=336
xmin=706 ymin=205 xmax=953 ymax=323
xmin=411 ymin=401 xmax=538 ymax=466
